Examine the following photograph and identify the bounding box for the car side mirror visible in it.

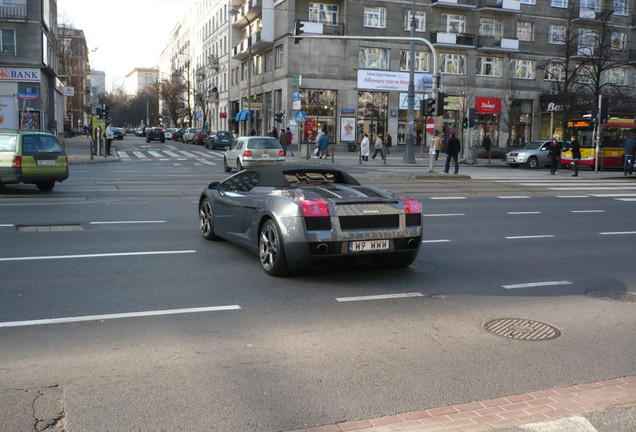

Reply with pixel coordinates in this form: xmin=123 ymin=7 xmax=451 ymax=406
xmin=224 ymin=146 xmax=230 ymax=151
xmin=207 ymin=181 xmax=220 ymax=190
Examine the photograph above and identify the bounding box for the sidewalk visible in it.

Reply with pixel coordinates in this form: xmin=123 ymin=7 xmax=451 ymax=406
xmin=62 ymin=135 xmax=120 ymax=165
xmin=287 ymin=376 xmax=636 ymax=432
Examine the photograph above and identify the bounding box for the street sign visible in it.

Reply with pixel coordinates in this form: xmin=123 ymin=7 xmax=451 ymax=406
xmin=425 ymin=117 xmax=435 ymax=134
xmin=294 ymin=111 xmax=306 ymax=122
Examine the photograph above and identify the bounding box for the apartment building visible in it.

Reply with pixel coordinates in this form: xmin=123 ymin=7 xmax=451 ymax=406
xmin=124 ymin=68 xmax=159 ymax=96
xmin=162 ymin=0 xmax=635 ymax=148
xmin=58 ymin=26 xmax=91 ymax=131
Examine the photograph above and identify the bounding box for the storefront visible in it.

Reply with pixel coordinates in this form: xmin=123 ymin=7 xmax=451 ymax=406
xmin=357 ymin=91 xmax=388 ymax=144
xmin=299 ymin=88 xmax=337 ymax=143
xmin=0 ymin=67 xmax=43 ymax=130
xmin=473 ymin=96 xmax=501 ymax=147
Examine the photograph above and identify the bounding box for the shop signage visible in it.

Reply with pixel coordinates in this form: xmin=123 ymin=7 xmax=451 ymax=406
xmin=0 ymin=68 xmax=41 ymax=82
xmin=567 ymin=120 xmax=592 ymax=128
xmin=220 ymin=112 xmax=227 ymax=119
xmin=358 ymin=70 xmax=432 ymax=92
xmin=475 ymin=97 xmax=501 ymax=114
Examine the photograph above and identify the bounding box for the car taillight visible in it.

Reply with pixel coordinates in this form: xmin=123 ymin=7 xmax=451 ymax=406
xmin=299 ymin=199 xmax=330 ymax=217
xmin=12 ymin=156 xmax=21 ymax=168
xmin=242 ymin=150 xmax=253 ymax=157
xmin=400 ymin=197 xmax=421 ymax=214
xmin=279 ymin=150 xmax=285 ymax=157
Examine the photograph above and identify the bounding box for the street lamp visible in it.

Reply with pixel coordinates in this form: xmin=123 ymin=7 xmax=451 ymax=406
xmin=230 ymin=7 xmax=252 ymax=134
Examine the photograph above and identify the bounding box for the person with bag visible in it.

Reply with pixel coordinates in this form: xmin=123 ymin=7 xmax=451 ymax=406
xmin=385 ymin=133 xmax=392 ymax=155
xmin=372 ymin=134 xmax=384 ymax=160
xmin=360 ymin=133 xmax=370 ymax=161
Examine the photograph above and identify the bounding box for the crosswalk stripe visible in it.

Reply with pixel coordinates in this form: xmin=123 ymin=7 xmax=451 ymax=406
xmin=148 ymin=151 xmax=164 ymax=158
xmin=132 ymin=151 xmax=147 ymax=158
xmin=178 ymin=151 xmax=198 ymax=157
xmin=163 ymin=150 xmax=181 ymax=157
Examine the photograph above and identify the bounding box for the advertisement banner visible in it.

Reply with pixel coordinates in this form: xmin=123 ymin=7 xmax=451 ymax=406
xmin=0 ymin=97 xmax=16 ymax=128
xmin=475 ymin=97 xmax=501 ymax=114
xmin=358 ymin=70 xmax=432 ymax=92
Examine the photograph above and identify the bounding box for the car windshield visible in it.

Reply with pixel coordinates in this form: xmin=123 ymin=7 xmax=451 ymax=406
xmin=250 ymin=139 xmax=281 ymax=149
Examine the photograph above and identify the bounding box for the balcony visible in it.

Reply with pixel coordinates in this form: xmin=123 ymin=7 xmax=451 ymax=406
xmin=0 ymin=0 xmax=27 ymax=21
xmin=431 ymin=0 xmax=476 ymax=10
xmin=477 ymin=0 xmax=520 ymax=13
xmin=431 ymin=32 xmax=475 ymax=47
xmin=232 ymin=30 xmax=272 ymax=60
xmin=477 ymin=36 xmax=519 ymax=51
xmin=572 ymin=6 xmax=600 ymax=21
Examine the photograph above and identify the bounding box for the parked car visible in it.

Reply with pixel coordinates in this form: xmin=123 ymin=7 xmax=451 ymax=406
xmin=135 ymin=128 xmax=147 ymax=137
xmin=111 ymin=127 xmax=124 ymax=140
xmin=146 ymin=127 xmax=166 ymax=143
xmin=505 ymin=140 xmax=568 ymax=168
xmin=0 ymin=129 xmax=69 ymax=191
xmin=195 ymin=129 xmax=209 ymax=145
xmin=172 ymin=128 xmax=186 ymax=142
xmin=198 ymin=164 xmax=423 ymax=275
xmin=182 ymin=128 xmax=198 ymax=143
xmin=223 ymin=136 xmax=285 ymax=172
xmin=164 ymin=128 xmax=178 ymax=140
xmin=206 ymin=130 xmax=234 ymax=149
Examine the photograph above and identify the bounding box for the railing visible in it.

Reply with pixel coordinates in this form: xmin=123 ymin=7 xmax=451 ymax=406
xmin=478 ymin=0 xmax=521 ymax=11
xmin=431 ymin=32 xmax=475 ymax=46
xmin=0 ymin=2 xmax=27 ymax=21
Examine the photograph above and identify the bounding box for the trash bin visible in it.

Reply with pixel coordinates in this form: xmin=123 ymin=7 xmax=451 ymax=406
xmin=348 ymin=144 xmax=357 ymax=152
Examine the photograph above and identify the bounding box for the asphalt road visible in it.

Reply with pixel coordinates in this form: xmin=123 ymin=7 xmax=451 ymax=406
xmin=0 ymin=137 xmax=634 ymax=431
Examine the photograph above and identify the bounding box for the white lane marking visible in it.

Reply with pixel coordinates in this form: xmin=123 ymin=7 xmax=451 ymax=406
xmin=599 ymin=231 xmax=636 ymax=235
xmin=178 ymin=151 xmax=198 ymax=157
xmin=503 ymin=280 xmax=572 ymax=289
xmin=336 ymin=292 xmax=424 ymax=302
xmin=0 ymin=223 xmax=14 ymax=227
xmin=197 ymin=159 xmax=217 ymax=166
xmin=521 ymin=415 xmax=598 ymax=432
xmin=508 ymin=211 xmax=541 ymax=215
xmin=132 ymin=151 xmax=148 ymax=158
xmin=0 ymin=305 xmax=241 ymax=328
xmin=148 ymin=151 xmax=164 ymax=158
xmin=506 ymin=235 xmax=555 ymax=239
xmin=429 ymin=196 xmax=466 ymax=200
xmin=117 ymin=151 xmax=130 ymax=158
xmin=498 ymin=196 xmax=530 ymax=199
xmin=163 ymin=150 xmax=181 ymax=157
xmin=557 ymin=195 xmax=589 ymax=198
xmin=551 ymin=187 xmax=636 ymax=191
xmin=423 ymin=213 xmax=465 ymax=217
xmin=570 ymin=210 xmax=605 ymax=213
xmin=0 ymin=250 xmax=196 ymax=262
xmin=422 ymin=239 xmax=450 ymax=243
xmin=589 ymin=193 xmax=636 ymax=197
xmin=90 ymin=220 xmax=166 ymax=225
xmin=616 ymin=198 xmax=636 ymax=201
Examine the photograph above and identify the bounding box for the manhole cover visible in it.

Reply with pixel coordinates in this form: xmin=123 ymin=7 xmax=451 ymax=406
xmin=585 ymin=290 xmax=636 ymax=302
xmin=482 ymin=318 xmax=561 ymax=341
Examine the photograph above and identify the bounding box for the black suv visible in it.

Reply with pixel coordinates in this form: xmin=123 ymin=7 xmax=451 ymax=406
xmin=146 ymin=128 xmax=165 ymax=143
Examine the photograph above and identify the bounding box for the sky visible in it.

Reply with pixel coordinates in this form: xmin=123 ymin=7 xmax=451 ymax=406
xmin=57 ymin=0 xmax=193 ymax=87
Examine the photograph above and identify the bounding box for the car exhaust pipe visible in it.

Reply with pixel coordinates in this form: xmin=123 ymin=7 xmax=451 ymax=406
xmin=407 ymin=238 xmax=417 ymax=248
xmin=316 ymin=243 xmax=329 ymax=254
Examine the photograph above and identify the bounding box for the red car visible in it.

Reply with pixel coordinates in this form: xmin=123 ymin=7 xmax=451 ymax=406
xmin=195 ymin=130 xmax=209 ymax=145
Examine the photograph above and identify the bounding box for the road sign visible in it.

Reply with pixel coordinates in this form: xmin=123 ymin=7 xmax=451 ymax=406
xmin=425 ymin=117 xmax=435 ymax=134
xmin=294 ymin=111 xmax=306 ymax=122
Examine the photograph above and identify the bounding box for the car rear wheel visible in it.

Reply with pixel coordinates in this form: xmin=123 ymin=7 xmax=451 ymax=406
xmin=526 ymin=157 xmax=539 ymax=169
xmin=36 ymin=181 xmax=55 ymax=192
xmin=259 ymin=220 xmax=288 ymax=276
xmin=199 ymin=198 xmax=220 ymax=241
xmin=237 ymin=159 xmax=244 ymax=171
xmin=223 ymin=157 xmax=231 ymax=172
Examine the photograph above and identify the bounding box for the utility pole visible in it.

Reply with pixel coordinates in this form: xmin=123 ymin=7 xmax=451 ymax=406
xmin=403 ymin=2 xmax=417 ymax=164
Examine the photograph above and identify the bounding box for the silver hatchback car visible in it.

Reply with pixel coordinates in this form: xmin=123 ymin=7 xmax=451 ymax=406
xmin=223 ymin=136 xmax=285 ymax=172
xmin=505 ymin=140 xmax=567 ymax=168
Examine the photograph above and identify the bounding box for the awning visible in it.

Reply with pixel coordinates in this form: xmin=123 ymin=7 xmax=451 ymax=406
xmin=235 ymin=109 xmax=254 ymax=122
xmin=602 ymin=121 xmax=636 ymax=129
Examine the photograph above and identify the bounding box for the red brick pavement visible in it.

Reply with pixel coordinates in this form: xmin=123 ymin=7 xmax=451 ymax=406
xmin=287 ymin=376 xmax=636 ymax=432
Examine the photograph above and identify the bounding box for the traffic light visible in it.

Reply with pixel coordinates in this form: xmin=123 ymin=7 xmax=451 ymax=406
xmin=294 ymin=21 xmax=305 ymax=45
xmin=591 ymin=98 xmax=609 ymax=124
xmin=437 ymin=92 xmax=449 ymax=116
xmin=468 ymin=108 xmax=479 ymax=128
xmin=274 ymin=112 xmax=284 ymax=123
xmin=462 ymin=117 xmax=468 ymax=128
xmin=420 ymin=98 xmax=436 ymax=116
xmin=96 ymin=107 xmax=104 ymax=119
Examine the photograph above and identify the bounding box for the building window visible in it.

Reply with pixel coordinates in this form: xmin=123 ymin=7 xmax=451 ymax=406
xmin=512 ymin=59 xmax=535 ymax=79
xmin=364 ymin=7 xmax=386 ymax=28
xmin=0 ymin=29 xmax=15 ymax=54
xmin=520 ymin=0 xmax=535 ymax=4
xmin=576 ymin=65 xmax=595 ymax=84
xmin=404 ymin=11 xmax=426 ymax=32
xmin=517 ymin=22 xmax=534 ymax=42
xmin=476 ymin=56 xmax=502 ymax=76
xmin=605 ymin=68 xmax=627 ymax=85
xmin=544 ymin=62 xmax=565 ymax=81
xmin=550 ymin=0 xmax=567 ymax=8
xmin=275 ymin=45 xmax=283 ymax=69
xmin=308 ymin=3 xmax=339 ymax=25
xmin=577 ymin=29 xmax=597 ymax=56
xmin=613 ymin=0 xmax=628 ymax=15
xmin=400 ymin=50 xmax=429 ymax=72
xmin=479 ymin=18 xmax=503 ymax=38
xmin=439 ymin=53 xmax=466 ymax=74
xmin=548 ymin=25 xmax=566 ymax=44
xmin=610 ymin=32 xmax=626 ymax=50
xmin=441 ymin=14 xmax=466 ymax=34
xmin=359 ymin=47 xmax=389 ymax=70
xmin=264 ymin=50 xmax=273 ymax=72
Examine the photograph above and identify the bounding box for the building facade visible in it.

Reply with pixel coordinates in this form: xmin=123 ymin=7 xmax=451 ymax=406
xmin=124 ymin=68 xmax=159 ymax=96
xmin=58 ymin=26 xmax=91 ymax=131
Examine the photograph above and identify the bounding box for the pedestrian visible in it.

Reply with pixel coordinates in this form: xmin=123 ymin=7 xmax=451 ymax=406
xmin=278 ymin=127 xmax=288 ymax=155
xmin=385 ymin=133 xmax=392 ymax=155
xmin=317 ymin=130 xmax=329 ymax=159
xmin=433 ymin=130 xmax=442 ymax=161
xmin=548 ymin=137 xmax=562 ymax=175
xmin=286 ymin=127 xmax=294 ymax=156
xmin=104 ymin=122 xmax=114 ymax=156
xmin=444 ymin=133 xmax=460 ymax=174
xmin=569 ymin=135 xmax=581 ymax=177
xmin=250 ymin=127 xmax=256 ymax=136
xmin=623 ymin=131 xmax=636 ymax=176
xmin=360 ymin=133 xmax=370 ymax=161
xmin=372 ymin=134 xmax=384 ymax=159
xmin=482 ymin=134 xmax=492 ymax=164
xmin=270 ymin=127 xmax=278 ymax=139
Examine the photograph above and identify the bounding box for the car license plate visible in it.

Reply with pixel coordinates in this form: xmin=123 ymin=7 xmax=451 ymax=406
xmin=349 ymin=239 xmax=389 ymax=252
xmin=36 ymin=160 xmax=56 ymax=166
xmin=261 ymin=153 xmax=270 ymax=158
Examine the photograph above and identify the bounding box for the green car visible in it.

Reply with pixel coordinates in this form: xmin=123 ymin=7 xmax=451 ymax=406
xmin=0 ymin=130 xmax=69 ymax=191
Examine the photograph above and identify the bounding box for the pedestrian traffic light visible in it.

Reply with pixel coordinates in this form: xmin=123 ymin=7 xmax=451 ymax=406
xmin=468 ymin=108 xmax=479 ymax=128
xmin=274 ymin=112 xmax=284 ymax=123
xmin=294 ymin=21 xmax=305 ymax=44
xmin=420 ymin=98 xmax=436 ymax=116
xmin=437 ymin=92 xmax=449 ymax=116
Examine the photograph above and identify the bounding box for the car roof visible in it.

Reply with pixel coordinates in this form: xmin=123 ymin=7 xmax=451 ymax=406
xmin=229 ymin=164 xmax=361 ymax=187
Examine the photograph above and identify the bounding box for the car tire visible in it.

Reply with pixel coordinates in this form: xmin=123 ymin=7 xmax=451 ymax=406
xmin=36 ymin=181 xmax=55 ymax=192
xmin=223 ymin=157 xmax=231 ymax=172
xmin=237 ymin=159 xmax=243 ymax=171
xmin=259 ymin=219 xmax=288 ymax=276
xmin=526 ymin=157 xmax=539 ymax=169
xmin=161 ymin=138 xmax=165 ymax=143
xmin=199 ymin=198 xmax=220 ymax=241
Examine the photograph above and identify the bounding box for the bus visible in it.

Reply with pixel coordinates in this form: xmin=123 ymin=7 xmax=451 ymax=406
xmin=561 ymin=118 xmax=636 ymax=170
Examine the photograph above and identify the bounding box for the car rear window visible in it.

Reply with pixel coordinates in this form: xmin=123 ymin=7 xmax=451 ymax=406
xmin=217 ymin=131 xmax=232 ymax=137
xmin=21 ymin=135 xmax=65 ymax=155
xmin=0 ymin=135 xmax=16 ymax=152
xmin=250 ymin=139 xmax=281 ymax=149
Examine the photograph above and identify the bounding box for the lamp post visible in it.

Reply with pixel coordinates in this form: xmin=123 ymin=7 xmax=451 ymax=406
xmin=230 ymin=7 xmax=252 ymax=135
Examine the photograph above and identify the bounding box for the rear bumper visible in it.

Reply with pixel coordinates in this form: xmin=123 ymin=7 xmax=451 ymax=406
xmin=0 ymin=167 xmax=68 ymax=184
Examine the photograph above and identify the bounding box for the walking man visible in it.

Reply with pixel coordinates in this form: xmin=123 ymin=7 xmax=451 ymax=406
xmin=444 ymin=133 xmax=461 ymax=174
xmin=624 ymin=131 xmax=636 ymax=176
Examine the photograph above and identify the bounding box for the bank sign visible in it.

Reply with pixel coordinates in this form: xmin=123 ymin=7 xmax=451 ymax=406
xmin=0 ymin=68 xmax=41 ymax=82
